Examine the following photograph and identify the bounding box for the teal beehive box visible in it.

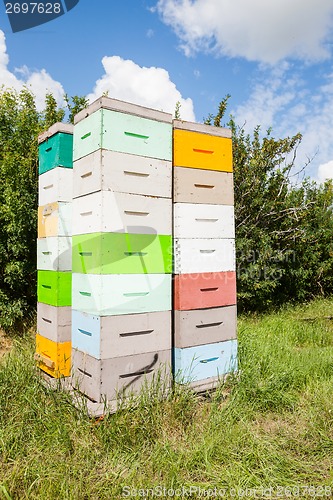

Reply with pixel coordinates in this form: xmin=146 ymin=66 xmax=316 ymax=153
xmin=38 ymin=123 xmax=74 ymax=175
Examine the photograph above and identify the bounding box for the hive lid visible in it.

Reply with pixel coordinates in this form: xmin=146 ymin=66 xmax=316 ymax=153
xmin=74 ymin=96 xmax=173 ymax=125
xmin=38 ymin=123 xmax=74 ymax=144
xmin=173 ymin=119 xmax=231 ymax=138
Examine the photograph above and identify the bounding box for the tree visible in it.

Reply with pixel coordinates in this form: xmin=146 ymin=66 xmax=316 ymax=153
xmin=64 ymin=94 xmax=89 ymax=124
xmin=43 ymin=93 xmax=65 ymax=130
xmin=207 ymin=98 xmax=333 ymax=310
xmin=0 ymin=88 xmax=89 ymax=331
xmin=0 ymin=88 xmax=40 ymax=330
xmin=174 ymin=101 xmax=181 ymax=120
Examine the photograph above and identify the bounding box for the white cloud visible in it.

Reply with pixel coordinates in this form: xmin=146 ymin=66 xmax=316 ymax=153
xmin=156 ymin=0 xmax=333 ymax=64
xmin=232 ymin=63 xmax=300 ymax=132
xmin=234 ymin=83 xmax=296 ymax=133
xmin=318 ymin=160 xmax=333 ymax=183
xmin=25 ymin=69 xmax=64 ymax=110
xmin=232 ymin=67 xmax=333 ymax=180
xmin=0 ymin=30 xmax=21 ymax=90
xmin=0 ymin=30 xmax=64 ymax=110
xmin=88 ymin=55 xmax=195 ymax=120
xmin=0 ymin=30 xmax=9 ymax=69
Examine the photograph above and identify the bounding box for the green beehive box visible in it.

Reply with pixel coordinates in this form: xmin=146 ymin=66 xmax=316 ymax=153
xmin=39 ymin=132 xmax=73 ymax=175
xmin=73 ymin=97 xmax=172 ymax=162
xmin=37 ymin=270 xmax=72 ymax=307
xmin=72 ymin=232 xmax=172 ymax=275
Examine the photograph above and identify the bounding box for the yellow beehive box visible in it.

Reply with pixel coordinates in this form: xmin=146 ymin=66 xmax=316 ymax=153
xmin=35 ymin=333 xmax=71 ymax=378
xmin=173 ymin=120 xmax=233 ymax=172
xmin=37 ymin=202 xmax=72 ymax=238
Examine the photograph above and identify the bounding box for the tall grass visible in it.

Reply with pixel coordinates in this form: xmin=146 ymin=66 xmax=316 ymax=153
xmin=1 ymin=298 xmax=333 ymax=498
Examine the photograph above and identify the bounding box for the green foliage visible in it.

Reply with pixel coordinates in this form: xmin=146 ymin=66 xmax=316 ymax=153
xmin=174 ymin=101 xmax=181 ymax=120
xmin=208 ymin=98 xmax=333 ymax=311
xmin=0 ymin=88 xmax=88 ymax=331
xmin=64 ymin=94 xmax=89 ymax=124
xmin=0 ymin=88 xmax=40 ymax=330
xmin=213 ymin=94 xmax=231 ymax=127
xmin=43 ymin=93 xmax=65 ymax=130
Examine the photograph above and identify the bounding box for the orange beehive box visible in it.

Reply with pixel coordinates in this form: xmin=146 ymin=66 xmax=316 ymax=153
xmin=174 ymin=271 xmax=236 ymax=310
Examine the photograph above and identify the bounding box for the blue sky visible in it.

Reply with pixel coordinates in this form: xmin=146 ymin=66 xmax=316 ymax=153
xmin=1 ymin=0 xmax=333 ymax=181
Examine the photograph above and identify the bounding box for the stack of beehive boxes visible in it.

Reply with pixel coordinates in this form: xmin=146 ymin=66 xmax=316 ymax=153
xmin=70 ymin=97 xmax=173 ymax=404
xmin=172 ymin=120 xmax=238 ymax=391
xmin=36 ymin=124 xmax=73 ymax=378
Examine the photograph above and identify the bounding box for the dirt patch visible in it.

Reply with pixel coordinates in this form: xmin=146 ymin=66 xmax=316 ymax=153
xmin=0 ymin=329 xmax=13 ymax=358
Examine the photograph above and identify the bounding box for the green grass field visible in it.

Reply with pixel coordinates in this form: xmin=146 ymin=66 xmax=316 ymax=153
xmin=1 ymin=298 xmax=333 ymax=499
